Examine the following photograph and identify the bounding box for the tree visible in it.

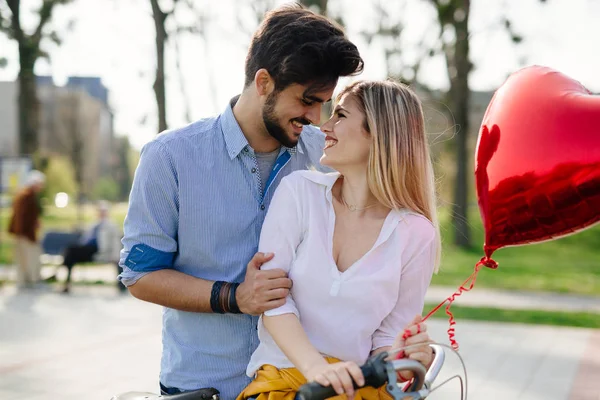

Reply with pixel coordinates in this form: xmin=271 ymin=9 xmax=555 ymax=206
xmin=148 ymin=0 xmax=207 ymax=132
xmin=426 ymin=0 xmax=473 ymax=248
xmin=299 ymin=0 xmax=329 ymax=16
xmin=44 ymin=89 xmax=96 ymax=229
xmin=42 ymin=155 xmax=78 ymax=200
xmin=0 ymin=0 xmax=73 ymax=156
xmin=92 ymin=177 xmax=120 ymax=202
xmin=425 ymin=0 xmax=547 ymax=248
xmin=112 ymin=135 xmax=133 ymax=201
xmin=149 ymin=0 xmax=170 ymax=133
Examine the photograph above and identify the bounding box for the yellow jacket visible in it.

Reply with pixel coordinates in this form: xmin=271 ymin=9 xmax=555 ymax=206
xmin=237 ymin=358 xmax=393 ymax=400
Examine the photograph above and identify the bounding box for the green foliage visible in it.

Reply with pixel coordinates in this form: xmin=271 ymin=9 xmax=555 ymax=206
xmin=113 ymin=135 xmax=135 ymax=201
xmin=425 ymin=303 xmax=600 ymax=328
xmin=432 ymin=208 xmax=600 ymax=295
xmin=42 ymin=156 xmax=78 ymax=200
xmin=92 ymin=177 xmax=120 ymax=202
xmin=0 ymin=239 xmax=13 ymax=265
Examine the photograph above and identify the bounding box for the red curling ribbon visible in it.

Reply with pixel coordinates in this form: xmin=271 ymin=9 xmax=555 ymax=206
xmin=421 ymin=257 xmax=498 ymax=350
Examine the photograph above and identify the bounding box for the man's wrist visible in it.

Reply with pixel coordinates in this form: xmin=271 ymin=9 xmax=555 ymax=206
xmin=229 ymin=282 xmax=241 ymax=313
xmin=210 ymin=281 xmax=242 ymax=314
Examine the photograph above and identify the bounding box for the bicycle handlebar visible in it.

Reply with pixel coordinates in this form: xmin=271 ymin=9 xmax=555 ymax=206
xmin=295 ymin=352 xmax=389 ymax=400
xmin=295 ymin=344 xmax=444 ymax=400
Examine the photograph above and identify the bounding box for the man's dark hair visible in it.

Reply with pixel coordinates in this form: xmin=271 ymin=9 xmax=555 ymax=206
xmin=244 ymin=4 xmax=364 ymax=91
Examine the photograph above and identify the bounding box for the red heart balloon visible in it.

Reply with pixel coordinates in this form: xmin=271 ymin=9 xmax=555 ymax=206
xmin=475 ymin=65 xmax=600 ymax=258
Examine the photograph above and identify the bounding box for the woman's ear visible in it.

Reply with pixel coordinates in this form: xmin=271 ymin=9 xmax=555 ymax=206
xmin=255 ymin=69 xmax=274 ymax=97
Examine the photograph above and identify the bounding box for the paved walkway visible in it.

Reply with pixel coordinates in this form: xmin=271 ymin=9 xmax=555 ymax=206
xmin=3 ymin=263 xmax=600 ymax=314
xmin=1 ymin=265 xmax=599 ymax=399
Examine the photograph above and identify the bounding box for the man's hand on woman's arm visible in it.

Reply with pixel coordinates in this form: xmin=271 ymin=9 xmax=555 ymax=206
xmin=129 ymin=251 xmax=291 ymax=314
xmin=237 ymin=252 xmax=292 ymax=315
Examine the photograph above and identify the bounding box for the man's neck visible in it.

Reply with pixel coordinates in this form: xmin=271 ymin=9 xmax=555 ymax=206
xmin=232 ymin=91 xmax=281 ymax=153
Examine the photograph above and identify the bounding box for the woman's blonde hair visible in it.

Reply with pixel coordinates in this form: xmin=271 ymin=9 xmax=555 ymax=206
xmin=337 ymin=80 xmax=441 ymax=269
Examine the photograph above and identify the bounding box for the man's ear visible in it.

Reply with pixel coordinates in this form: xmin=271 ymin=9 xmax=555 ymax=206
xmin=255 ymin=69 xmax=274 ymax=97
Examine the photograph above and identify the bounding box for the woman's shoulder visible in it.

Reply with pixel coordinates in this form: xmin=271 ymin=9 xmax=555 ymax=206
xmin=396 ymin=209 xmax=437 ymax=243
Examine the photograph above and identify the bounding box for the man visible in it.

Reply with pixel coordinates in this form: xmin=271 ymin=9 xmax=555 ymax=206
xmin=119 ymin=4 xmax=363 ymax=399
xmin=60 ymin=201 xmax=122 ymax=293
xmin=8 ymin=170 xmax=45 ymax=289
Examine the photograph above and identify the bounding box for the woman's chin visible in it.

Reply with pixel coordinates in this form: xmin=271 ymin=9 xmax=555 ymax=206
xmin=320 ymin=154 xmax=336 ymax=168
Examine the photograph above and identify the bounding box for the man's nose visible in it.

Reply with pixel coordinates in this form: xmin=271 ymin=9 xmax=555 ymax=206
xmin=306 ymin=105 xmax=321 ymax=126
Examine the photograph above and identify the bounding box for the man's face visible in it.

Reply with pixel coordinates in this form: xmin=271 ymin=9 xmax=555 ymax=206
xmin=262 ymin=83 xmax=335 ymax=148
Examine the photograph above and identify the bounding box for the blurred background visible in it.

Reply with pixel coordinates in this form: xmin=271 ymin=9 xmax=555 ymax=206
xmin=0 ymin=0 xmax=599 ymax=317
xmin=0 ymin=1 xmax=599 ymax=399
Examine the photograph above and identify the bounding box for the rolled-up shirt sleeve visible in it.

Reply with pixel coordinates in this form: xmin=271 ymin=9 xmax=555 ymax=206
xmin=118 ymin=140 xmax=179 ymax=287
xmin=258 ymin=176 xmax=303 ymax=318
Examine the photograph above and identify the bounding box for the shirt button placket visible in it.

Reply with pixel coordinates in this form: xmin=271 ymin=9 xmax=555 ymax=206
xmin=330 ymin=279 xmax=341 ymax=296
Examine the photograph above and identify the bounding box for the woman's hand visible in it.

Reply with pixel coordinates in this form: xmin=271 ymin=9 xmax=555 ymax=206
xmin=304 ymin=361 xmax=365 ymax=398
xmin=393 ymin=315 xmax=433 ymax=381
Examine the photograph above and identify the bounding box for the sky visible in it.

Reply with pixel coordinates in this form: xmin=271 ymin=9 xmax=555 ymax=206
xmin=1 ymin=0 xmax=599 ymax=150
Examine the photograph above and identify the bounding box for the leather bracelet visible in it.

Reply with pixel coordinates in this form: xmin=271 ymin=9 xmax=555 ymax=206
xmin=228 ymin=282 xmax=242 ymax=314
xmin=210 ymin=281 xmax=225 ymax=313
xmin=220 ymin=282 xmax=231 ymax=313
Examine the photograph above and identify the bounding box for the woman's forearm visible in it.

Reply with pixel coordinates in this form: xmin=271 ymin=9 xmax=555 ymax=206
xmin=263 ymin=313 xmax=328 ymax=376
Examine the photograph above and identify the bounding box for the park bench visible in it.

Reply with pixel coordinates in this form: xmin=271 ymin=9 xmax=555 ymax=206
xmin=40 ymin=229 xmax=127 ymax=292
xmin=40 ymin=230 xmax=81 ymax=265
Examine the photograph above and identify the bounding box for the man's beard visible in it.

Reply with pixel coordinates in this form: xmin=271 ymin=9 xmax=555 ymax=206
xmin=263 ymin=92 xmax=300 ymax=148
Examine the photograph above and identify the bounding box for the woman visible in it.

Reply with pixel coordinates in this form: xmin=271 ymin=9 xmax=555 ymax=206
xmin=239 ymin=80 xmax=440 ymax=400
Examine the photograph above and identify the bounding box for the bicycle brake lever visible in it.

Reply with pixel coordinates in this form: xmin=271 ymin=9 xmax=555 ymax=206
xmin=381 ymin=352 xmax=428 ymax=400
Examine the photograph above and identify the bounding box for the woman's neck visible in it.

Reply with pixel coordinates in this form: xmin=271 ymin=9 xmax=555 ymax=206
xmin=335 ymin=171 xmax=387 ymax=215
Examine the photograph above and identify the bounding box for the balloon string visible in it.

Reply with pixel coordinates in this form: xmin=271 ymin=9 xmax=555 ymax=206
xmin=421 ymin=256 xmax=498 ymax=351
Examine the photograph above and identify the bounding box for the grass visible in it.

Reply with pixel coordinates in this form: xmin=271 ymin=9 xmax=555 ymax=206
xmin=431 ymin=209 xmax=600 ymax=296
xmin=1 ymin=203 xmax=599 ymax=296
xmin=424 ymin=303 xmax=600 ymax=329
xmin=1 ymin=202 xmax=597 ymax=329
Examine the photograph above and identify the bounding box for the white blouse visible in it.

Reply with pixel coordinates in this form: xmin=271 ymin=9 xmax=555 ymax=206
xmin=246 ymin=170 xmax=437 ymax=377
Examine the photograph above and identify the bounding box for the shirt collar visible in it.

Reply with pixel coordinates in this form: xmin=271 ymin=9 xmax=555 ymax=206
xmin=298 ymin=170 xmax=408 ymax=222
xmin=220 ymin=96 xmax=305 ymax=159
xmin=299 ymin=171 xmax=341 ymax=194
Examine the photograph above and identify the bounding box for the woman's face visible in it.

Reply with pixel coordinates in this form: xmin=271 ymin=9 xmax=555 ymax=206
xmin=319 ymin=94 xmax=371 ymax=171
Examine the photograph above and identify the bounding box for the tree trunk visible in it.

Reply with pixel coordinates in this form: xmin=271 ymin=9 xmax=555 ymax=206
xmin=17 ymin=44 xmax=40 ymax=155
xmin=448 ymin=0 xmax=472 ymax=248
xmin=69 ymin=96 xmax=85 ymax=230
xmin=150 ymin=0 xmax=168 ymax=133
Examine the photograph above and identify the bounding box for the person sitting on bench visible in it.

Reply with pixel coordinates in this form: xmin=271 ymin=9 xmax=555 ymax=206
xmin=61 ymin=201 xmax=122 ymax=293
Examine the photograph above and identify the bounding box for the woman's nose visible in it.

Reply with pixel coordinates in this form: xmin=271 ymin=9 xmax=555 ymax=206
xmin=320 ymin=118 xmax=333 ymax=133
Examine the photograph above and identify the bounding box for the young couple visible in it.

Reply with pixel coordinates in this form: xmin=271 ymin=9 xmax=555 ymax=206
xmin=119 ymin=4 xmax=439 ymax=400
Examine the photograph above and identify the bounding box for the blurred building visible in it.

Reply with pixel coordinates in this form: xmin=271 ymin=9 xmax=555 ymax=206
xmin=0 ymin=81 xmax=19 ymax=157
xmin=0 ymin=77 xmax=115 ymax=195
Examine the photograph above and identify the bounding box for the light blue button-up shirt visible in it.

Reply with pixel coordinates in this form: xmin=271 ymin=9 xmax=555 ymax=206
xmin=119 ymin=98 xmax=327 ymax=400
